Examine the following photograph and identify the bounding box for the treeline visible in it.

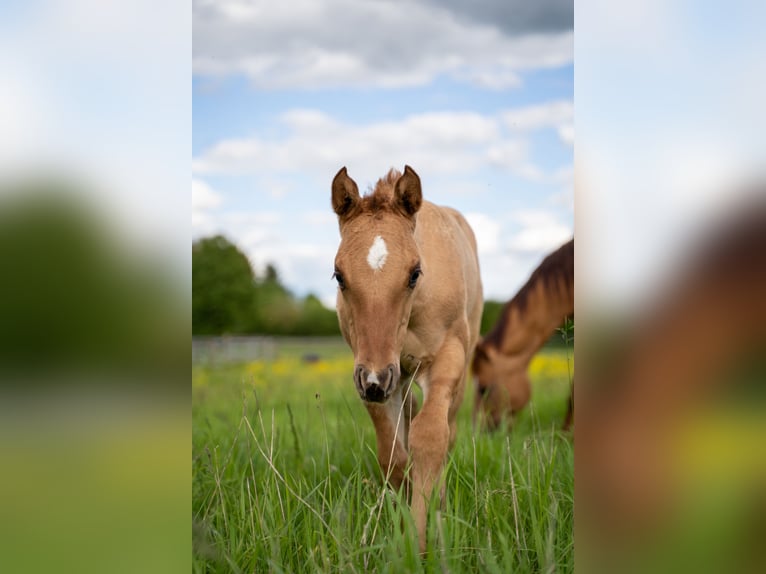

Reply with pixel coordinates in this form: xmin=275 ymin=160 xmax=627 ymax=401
xmin=192 ymin=234 xmax=571 ymax=345
xmin=192 ymin=235 xmax=341 ymax=336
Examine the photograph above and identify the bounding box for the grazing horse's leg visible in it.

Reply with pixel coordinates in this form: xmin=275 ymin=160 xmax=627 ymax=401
xmin=366 ymin=384 xmax=415 ymax=493
xmin=409 ymin=337 xmax=466 ymax=554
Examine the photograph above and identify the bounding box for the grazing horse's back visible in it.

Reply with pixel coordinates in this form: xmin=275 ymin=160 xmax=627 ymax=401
xmin=330 ymin=166 xmax=482 ymax=553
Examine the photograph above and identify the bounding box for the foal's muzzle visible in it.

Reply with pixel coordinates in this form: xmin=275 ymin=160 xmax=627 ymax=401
xmin=354 ymin=363 xmax=400 ymax=403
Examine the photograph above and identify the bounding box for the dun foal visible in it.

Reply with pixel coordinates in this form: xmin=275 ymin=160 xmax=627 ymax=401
xmin=331 ymin=166 xmax=482 ymax=552
xmin=472 ymin=239 xmax=574 ymax=431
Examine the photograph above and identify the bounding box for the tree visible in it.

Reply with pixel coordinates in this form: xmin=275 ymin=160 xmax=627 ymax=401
xmin=264 ymin=263 xmax=279 ymax=283
xmin=293 ymin=294 xmax=341 ymax=336
xmin=192 ymin=235 xmax=256 ymax=335
xmin=193 ymin=234 xmax=341 ymax=336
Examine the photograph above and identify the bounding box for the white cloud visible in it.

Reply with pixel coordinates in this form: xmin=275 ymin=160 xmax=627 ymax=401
xmin=0 ymin=58 xmax=47 ymax=166
xmin=192 ymin=178 xmax=222 ymax=231
xmin=507 ymin=209 xmax=572 ymax=253
xmin=301 ymin=211 xmax=338 ymax=228
xmin=502 ymin=100 xmax=573 ymax=132
xmin=487 ymin=141 xmax=529 ymax=168
xmin=193 ymin=107 xmax=570 ymax=183
xmin=558 ymin=124 xmax=574 ymax=146
xmin=321 ymin=293 xmax=338 ymax=311
xmin=456 ymin=67 xmax=522 ymax=90
xmin=465 ymin=213 xmax=502 ymax=254
xmin=462 ymin=210 xmax=572 ymax=301
xmin=193 ymin=0 xmax=572 ymax=89
xmin=549 ymin=187 xmax=574 ymax=211
xmin=192 ymin=178 xmax=222 ymax=210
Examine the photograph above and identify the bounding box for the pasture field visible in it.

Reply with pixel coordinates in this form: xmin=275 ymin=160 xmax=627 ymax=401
xmin=192 ymin=339 xmax=574 ymax=573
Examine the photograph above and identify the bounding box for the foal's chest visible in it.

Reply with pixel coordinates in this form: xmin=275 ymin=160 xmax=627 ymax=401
xmin=400 ymin=331 xmax=435 ymax=378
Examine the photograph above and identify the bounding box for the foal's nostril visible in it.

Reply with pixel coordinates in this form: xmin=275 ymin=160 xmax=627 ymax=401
xmin=354 ymin=365 xmax=367 ymax=398
xmin=364 ymin=383 xmax=386 ymax=403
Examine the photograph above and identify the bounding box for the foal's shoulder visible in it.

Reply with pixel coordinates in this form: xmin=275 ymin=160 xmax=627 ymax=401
xmin=421 ymin=201 xmax=466 ymax=226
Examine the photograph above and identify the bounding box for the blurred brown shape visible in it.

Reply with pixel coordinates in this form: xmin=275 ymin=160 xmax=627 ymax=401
xmin=577 ymin=189 xmax=766 ymax=573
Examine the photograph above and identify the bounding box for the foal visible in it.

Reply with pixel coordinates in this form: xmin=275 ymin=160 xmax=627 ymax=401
xmin=331 ymin=166 xmax=482 ymax=553
xmin=472 ymin=239 xmax=574 ymax=431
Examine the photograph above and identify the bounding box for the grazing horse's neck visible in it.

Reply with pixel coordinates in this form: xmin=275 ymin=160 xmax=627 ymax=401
xmin=487 ymin=240 xmax=574 ymax=362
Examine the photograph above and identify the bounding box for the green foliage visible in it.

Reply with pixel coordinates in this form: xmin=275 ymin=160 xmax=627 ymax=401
xmin=251 ymin=271 xmax=298 ymax=334
xmin=192 ymin=235 xmax=341 ymax=336
xmin=480 ymin=300 xmax=505 ymax=335
xmin=293 ymin=294 xmax=343 ymax=336
xmin=557 ymin=316 xmax=575 ymax=346
xmin=0 ymin=184 xmax=184 ymax=380
xmin=193 ymin=235 xmax=257 ymax=335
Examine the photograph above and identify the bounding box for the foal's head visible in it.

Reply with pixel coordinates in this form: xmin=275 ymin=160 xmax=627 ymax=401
xmin=331 ymin=166 xmax=424 ymax=403
xmin=471 ymin=341 xmax=531 ymax=431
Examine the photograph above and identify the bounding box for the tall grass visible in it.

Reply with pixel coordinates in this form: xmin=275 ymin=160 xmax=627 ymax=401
xmin=192 ymin=345 xmax=573 ymax=573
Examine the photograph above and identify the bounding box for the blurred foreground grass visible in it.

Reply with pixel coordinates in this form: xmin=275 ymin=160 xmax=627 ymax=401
xmin=0 ymin=404 xmax=189 ymax=573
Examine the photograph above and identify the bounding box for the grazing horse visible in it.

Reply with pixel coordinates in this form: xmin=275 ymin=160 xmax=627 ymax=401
xmin=472 ymin=239 xmax=574 ymax=431
xmin=331 ymin=165 xmax=483 ymax=553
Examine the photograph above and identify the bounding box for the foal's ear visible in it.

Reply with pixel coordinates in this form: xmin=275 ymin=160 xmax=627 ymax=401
xmin=394 ymin=165 xmax=423 ymax=217
xmin=331 ymin=166 xmax=361 ymax=220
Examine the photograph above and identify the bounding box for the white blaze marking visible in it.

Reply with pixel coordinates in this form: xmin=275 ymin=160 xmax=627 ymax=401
xmin=366 ymin=235 xmax=388 ymax=271
xmin=366 ymin=371 xmax=379 ymax=385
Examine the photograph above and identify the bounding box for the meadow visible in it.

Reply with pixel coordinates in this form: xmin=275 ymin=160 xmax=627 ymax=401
xmin=192 ymin=339 xmax=574 ymax=573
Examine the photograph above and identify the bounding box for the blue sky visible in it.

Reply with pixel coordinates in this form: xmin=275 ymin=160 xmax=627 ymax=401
xmin=193 ymin=0 xmax=574 ymax=307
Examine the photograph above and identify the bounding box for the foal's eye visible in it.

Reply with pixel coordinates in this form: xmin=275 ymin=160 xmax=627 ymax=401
xmin=332 ymin=269 xmax=346 ymax=291
xmin=408 ymin=264 xmax=422 ymax=289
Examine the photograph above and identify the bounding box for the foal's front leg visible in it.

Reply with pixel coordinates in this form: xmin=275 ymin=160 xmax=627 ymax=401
xmin=366 ymin=385 xmax=417 ymax=492
xmin=408 ymin=338 xmax=466 ymax=554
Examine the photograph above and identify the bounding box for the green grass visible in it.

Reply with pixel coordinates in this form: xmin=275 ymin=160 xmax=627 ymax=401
xmin=192 ymin=340 xmax=573 ymax=573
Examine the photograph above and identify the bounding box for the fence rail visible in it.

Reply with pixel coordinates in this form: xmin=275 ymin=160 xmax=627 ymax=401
xmin=192 ymin=335 xmax=347 ymax=365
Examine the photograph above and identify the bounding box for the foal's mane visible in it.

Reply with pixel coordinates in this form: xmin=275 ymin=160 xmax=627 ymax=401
xmin=359 ymin=168 xmax=402 ymax=213
xmin=482 ymin=238 xmax=574 ymax=350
